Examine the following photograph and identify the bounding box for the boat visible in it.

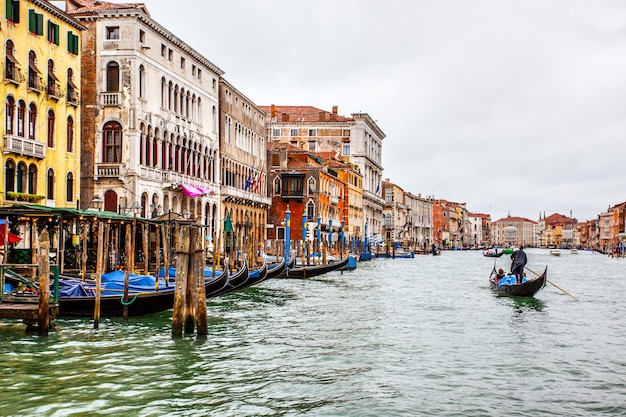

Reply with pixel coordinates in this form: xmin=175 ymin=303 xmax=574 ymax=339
xmin=483 ymin=249 xmax=504 ymax=258
xmin=570 ymin=249 xmax=579 ymax=254
xmin=374 ymin=250 xmax=415 ymax=259
xmin=209 ymin=261 xmax=251 ymax=296
xmin=550 ymin=250 xmax=561 ymax=256
xmin=489 ymin=266 xmax=547 ymax=297
xmin=279 ymin=255 xmax=351 ymax=279
xmin=502 ymin=247 xmax=514 ymax=254
xmin=266 ymin=256 xmax=287 ymax=278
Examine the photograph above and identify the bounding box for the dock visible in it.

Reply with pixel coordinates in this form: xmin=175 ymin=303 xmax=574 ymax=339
xmin=0 ymin=300 xmax=58 ymax=323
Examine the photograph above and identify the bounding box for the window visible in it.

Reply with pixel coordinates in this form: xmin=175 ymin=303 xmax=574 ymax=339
xmin=28 ymin=103 xmax=37 ymax=140
xmin=66 ymin=116 xmax=74 ymax=152
xmin=139 ymin=29 xmax=145 ymax=43
xmin=28 ymin=51 xmax=41 ymax=91
xmin=271 ymin=154 xmax=279 ymax=166
xmin=290 ymin=140 xmax=298 ymax=147
xmin=47 ymin=20 xmax=59 ymax=45
xmin=290 ymin=129 xmax=298 ymax=136
xmin=272 ymin=128 xmax=280 ymax=136
xmin=5 ymin=160 xmax=16 ymax=193
xmin=192 ymin=65 xmax=196 ymax=76
xmin=168 ymin=49 xmax=173 ymax=61
xmin=47 ymin=109 xmax=55 ymax=147
xmin=282 ymin=174 xmax=304 ymax=197
xmin=308 ymin=129 xmax=317 ymax=136
xmin=28 ymin=9 xmax=43 ymax=35
xmin=16 ymin=162 xmax=26 ymax=193
xmin=106 ymin=26 xmax=120 ymax=40
xmin=66 ymin=172 xmax=74 ymax=202
xmin=67 ymin=31 xmax=79 ymax=55
xmin=180 ymin=57 xmax=185 ymax=69
xmin=67 ymin=68 xmax=78 ymax=103
xmin=308 ymin=177 xmax=316 ymax=194
xmin=5 ymin=40 xmax=19 ymax=82
xmin=308 ymin=141 xmax=316 ymax=152
xmin=47 ymin=59 xmax=59 ymax=97
xmin=102 ymin=121 xmax=122 ymax=163
xmin=5 ymin=96 xmax=15 ymax=135
xmin=342 ymin=129 xmax=350 ymax=136
xmin=307 ymin=201 xmax=315 ymax=219
xmin=273 ymin=177 xmax=281 ymax=195
xmin=106 ymin=62 xmax=119 ymax=92
xmin=28 ymin=164 xmax=37 ymax=194
xmin=17 ymin=100 xmax=25 ymax=137
xmin=6 ymin=0 xmax=20 ymax=23
xmin=46 ymin=168 xmax=54 ymax=200
xmin=161 ymin=44 xmax=166 ymax=56
xmin=342 ymin=143 xmax=350 ymax=155
xmin=138 ymin=65 xmax=145 ymax=98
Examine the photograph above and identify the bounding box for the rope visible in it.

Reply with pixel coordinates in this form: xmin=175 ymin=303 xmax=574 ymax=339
xmin=120 ymin=293 xmax=138 ymax=305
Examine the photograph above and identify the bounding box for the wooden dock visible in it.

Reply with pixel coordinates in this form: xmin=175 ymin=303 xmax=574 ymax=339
xmin=0 ymin=300 xmax=59 ymax=322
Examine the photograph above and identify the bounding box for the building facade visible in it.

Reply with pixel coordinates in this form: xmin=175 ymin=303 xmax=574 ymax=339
xmin=2 ymin=0 xmax=83 ymax=209
xmin=67 ymin=0 xmax=222 ymax=236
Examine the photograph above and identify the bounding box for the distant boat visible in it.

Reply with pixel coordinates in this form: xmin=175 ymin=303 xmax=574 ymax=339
xmin=483 ymin=249 xmax=504 ymax=258
xmin=570 ymin=249 xmax=579 ymax=254
xmin=550 ymin=249 xmax=561 ymax=256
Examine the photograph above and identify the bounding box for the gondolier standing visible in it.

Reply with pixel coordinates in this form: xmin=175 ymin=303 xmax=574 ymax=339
xmin=510 ymin=246 xmax=527 ymax=284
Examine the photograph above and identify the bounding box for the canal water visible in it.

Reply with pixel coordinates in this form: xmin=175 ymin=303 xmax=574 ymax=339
xmin=1 ymin=249 xmax=624 ymax=416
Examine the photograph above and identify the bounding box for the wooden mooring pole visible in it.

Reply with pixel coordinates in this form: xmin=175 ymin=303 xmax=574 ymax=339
xmin=37 ymin=230 xmax=50 ymax=336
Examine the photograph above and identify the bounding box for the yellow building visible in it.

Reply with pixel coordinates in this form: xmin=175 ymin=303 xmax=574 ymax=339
xmin=2 ymin=0 xmax=83 ymax=208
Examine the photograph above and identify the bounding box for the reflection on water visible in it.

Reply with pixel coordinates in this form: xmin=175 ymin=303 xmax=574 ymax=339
xmin=1 ymin=249 xmax=625 ymax=416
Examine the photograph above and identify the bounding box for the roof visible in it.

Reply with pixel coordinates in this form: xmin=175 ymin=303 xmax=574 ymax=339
xmin=66 ymin=0 xmax=150 ymax=16
xmin=260 ymin=105 xmax=354 ymax=123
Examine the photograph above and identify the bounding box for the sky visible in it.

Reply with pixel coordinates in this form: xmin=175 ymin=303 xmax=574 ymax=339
xmin=127 ymin=0 xmax=625 ymax=222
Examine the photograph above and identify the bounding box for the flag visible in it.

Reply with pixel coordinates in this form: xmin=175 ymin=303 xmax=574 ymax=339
xmin=245 ymin=168 xmax=252 ymax=191
xmin=0 ymin=220 xmax=21 ymax=245
xmin=252 ymin=168 xmax=262 ymax=192
xmin=375 ymin=184 xmax=380 ymax=194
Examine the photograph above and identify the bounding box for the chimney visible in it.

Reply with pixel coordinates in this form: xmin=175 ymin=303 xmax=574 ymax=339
xmin=332 ymin=105 xmax=338 ymax=114
xmin=271 ymin=104 xmax=276 ymax=118
xmin=281 ymin=112 xmax=289 ymax=122
xmin=319 ymin=112 xmax=325 ymax=122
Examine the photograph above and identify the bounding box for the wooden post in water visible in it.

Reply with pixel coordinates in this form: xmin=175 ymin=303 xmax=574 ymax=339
xmin=122 ymin=223 xmax=131 ymax=321
xmin=172 ymin=226 xmax=189 ymax=337
xmin=322 ymin=241 xmax=327 ymax=265
xmin=184 ymin=227 xmax=197 ymax=334
xmin=143 ymin=222 xmax=149 ymax=275
xmin=155 ymin=224 xmax=161 ymax=290
xmin=94 ymin=221 xmax=105 ymax=329
xmin=193 ymin=228 xmax=208 ymax=336
xmin=81 ymin=225 xmax=87 ymax=281
xmin=162 ymin=224 xmax=170 ymax=287
xmin=37 ymin=230 xmax=50 ymax=336
xmin=212 ymin=232 xmax=217 ymax=276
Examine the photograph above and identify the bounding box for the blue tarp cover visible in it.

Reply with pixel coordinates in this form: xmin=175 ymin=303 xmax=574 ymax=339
xmin=498 ymin=274 xmax=528 ymax=286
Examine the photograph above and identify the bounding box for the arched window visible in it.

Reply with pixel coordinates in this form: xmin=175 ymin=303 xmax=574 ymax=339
xmin=47 ymin=109 xmax=55 ymax=147
xmin=28 ymin=164 xmax=37 ymax=194
xmin=17 ymin=100 xmax=25 ymax=137
xmin=47 ymin=59 xmax=59 ymax=96
xmin=273 ymin=177 xmax=281 ymax=196
xmin=66 ymin=116 xmax=74 ymax=152
xmin=28 ymin=51 xmax=41 ymax=90
xmin=16 ymin=162 xmax=26 ymax=193
xmin=106 ymin=61 xmax=119 ymax=92
xmin=308 ymin=177 xmax=316 ymax=195
xmin=160 ymin=77 xmax=166 ymax=107
xmin=102 ymin=121 xmax=122 ymax=163
xmin=46 ymin=168 xmax=55 ymax=200
xmin=5 ymin=96 xmax=15 ymax=134
xmin=67 ymin=68 xmax=78 ymax=103
xmin=5 ymin=160 xmax=16 ymax=193
xmin=28 ymin=103 xmax=37 ymax=140
xmin=5 ymin=40 xmax=18 ymax=82
xmin=138 ymin=65 xmax=145 ymax=98
xmin=66 ymin=172 xmax=74 ymax=202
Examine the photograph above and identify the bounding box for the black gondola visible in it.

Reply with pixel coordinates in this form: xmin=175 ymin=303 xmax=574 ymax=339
xmin=489 ymin=266 xmax=547 ymax=297
xmin=279 ymin=255 xmax=351 ymax=279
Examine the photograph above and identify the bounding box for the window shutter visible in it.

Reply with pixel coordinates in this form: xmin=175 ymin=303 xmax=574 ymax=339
xmin=36 ymin=13 xmax=43 ymax=35
xmin=29 ymin=9 xmax=35 ymax=32
xmin=6 ymin=1 xmax=11 ymax=20
xmin=54 ymin=24 xmax=59 ymax=45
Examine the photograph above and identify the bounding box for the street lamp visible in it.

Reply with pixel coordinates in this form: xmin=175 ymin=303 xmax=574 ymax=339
xmin=88 ymin=195 xmax=104 ymax=211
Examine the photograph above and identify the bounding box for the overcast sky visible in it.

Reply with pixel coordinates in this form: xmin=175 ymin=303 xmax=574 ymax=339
xmin=135 ymin=0 xmax=625 ymax=222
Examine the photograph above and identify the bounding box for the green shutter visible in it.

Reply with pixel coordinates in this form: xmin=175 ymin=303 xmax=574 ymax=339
xmin=55 ymin=24 xmax=59 ymax=45
xmin=6 ymin=1 xmax=11 ymax=20
xmin=67 ymin=31 xmax=74 ymax=53
xmin=29 ymin=9 xmax=35 ymax=32
xmin=36 ymin=13 xmax=43 ymax=35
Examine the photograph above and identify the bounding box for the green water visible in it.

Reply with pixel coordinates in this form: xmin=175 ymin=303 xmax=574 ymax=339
xmin=1 ymin=249 xmax=624 ymax=416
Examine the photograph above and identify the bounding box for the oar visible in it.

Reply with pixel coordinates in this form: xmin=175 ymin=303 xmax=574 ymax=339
xmin=525 ymin=266 xmax=579 ymax=301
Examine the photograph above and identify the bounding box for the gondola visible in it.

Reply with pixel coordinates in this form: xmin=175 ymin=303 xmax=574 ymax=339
xmin=278 ymin=255 xmax=351 ymax=279
xmin=483 ymin=250 xmax=504 ymax=258
xmin=209 ymin=260 xmax=251 ymax=296
xmin=489 ymin=265 xmax=547 ymax=297
xmin=266 ymin=257 xmax=287 ymax=278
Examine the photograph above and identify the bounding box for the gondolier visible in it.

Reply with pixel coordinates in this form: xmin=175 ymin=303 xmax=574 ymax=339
xmin=510 ymin=246 xmax=527 ymax=284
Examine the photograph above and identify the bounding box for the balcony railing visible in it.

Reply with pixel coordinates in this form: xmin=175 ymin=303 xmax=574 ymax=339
xmin=47 ymin=82 xmax=63 ymax=100
xmin=95 ymin=163 xmax=122 ymax=179
xmin=4 ymin=65 xmax=25 ymax=85
xmin=3 ymin=135 xmax=46 ymax=159
xmin=101 ymin=92 xmax=122 ymax=107
xmin=67 ymin=89 xmax=80 ymax=106
xmin=28 ymin=73 xmax=44 ymax=92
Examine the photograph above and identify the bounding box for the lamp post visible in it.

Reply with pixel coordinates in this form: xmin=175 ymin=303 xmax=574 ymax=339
xmin=302 ymin=210 xmax=307 ymax=243
xmin=245 ymin=213 xmax=250 ymax=260
xmin=88 ymin=195 xmax=104 ymax=211
xmin=329 ymin=215 xmax=333 ymax=251
xmin=316 ymin=214 xmax=321 ymax=250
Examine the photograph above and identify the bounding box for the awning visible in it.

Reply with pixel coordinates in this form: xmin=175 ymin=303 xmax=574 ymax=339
xmin=180 ymin=184 xmax=208 ymax=198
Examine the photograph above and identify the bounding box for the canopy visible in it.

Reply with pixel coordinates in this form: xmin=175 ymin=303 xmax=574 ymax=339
xmin=0 ymin=220 xmax=21 ymax=245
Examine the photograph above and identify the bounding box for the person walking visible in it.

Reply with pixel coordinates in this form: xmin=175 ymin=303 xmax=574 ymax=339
xmin=510 ymin=245 xmax=527 ymax=284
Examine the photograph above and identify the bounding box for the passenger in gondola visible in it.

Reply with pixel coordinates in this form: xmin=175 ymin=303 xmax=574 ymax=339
xmin=510 ymin=245 xmax=528 ymax=284
xmin=495 ymin=268 xmax=505 ymax=282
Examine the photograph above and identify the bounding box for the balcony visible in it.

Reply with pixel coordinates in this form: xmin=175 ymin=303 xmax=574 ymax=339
xmin=95 ymin=163 xmax=122 ymax=179
xmin=67 ymin=89 xmax=80 ymax=106
xmin=101 ymin=92 xmax=122 ymax=107
xmin=4 ymin=65 xmax=25 ymax=85
xmin=47 ymin=82 xmax=64 ymax=100
xmin=3 ymin=135 xmax=46 ymax=159
xmin=28 ymin=74 xmax=44 ymax=93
